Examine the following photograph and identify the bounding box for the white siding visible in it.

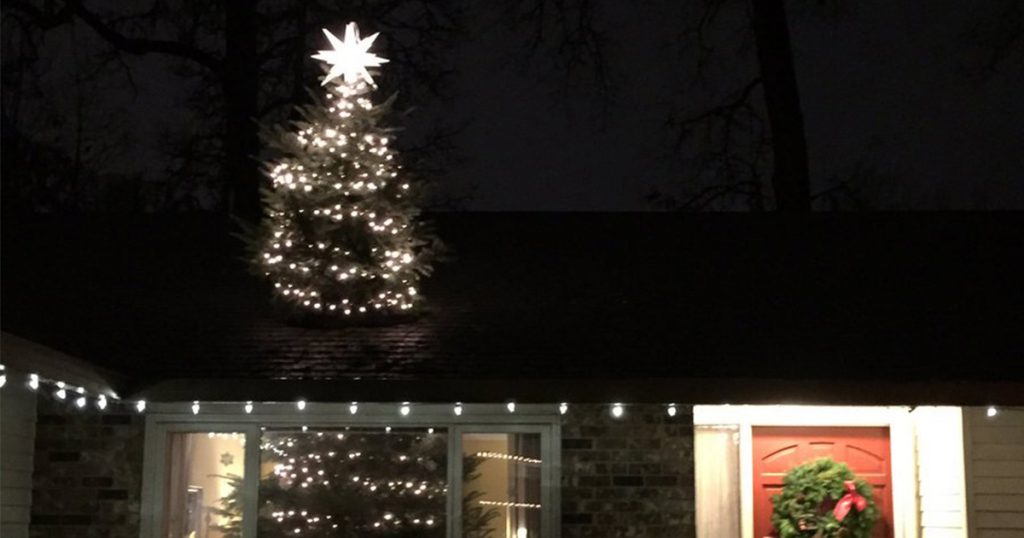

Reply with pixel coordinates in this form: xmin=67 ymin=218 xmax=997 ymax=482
xmin=913 ymin=407 xmax=969 ymax=538
xmin=0 ymin=378 xmax=37 ymax=538
xmin=965 ymin=406 xmax=1024 ymax=538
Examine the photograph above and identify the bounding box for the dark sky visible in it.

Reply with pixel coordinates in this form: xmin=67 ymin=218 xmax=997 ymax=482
xmin=6 ymin=1 xmax=1023 ymax=211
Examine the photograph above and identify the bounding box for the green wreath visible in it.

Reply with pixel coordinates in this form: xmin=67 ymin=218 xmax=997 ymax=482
xmin=771 ymin=458 xmax=879 ymax=538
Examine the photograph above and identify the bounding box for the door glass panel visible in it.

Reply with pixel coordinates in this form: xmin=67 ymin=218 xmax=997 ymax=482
xmin=162 ymin=432 xmax=246 ymax=538
xmin=259 ymin=427 xmax=447 ymax=537
xmin=462 ymin=432 xmax=542 ymax=538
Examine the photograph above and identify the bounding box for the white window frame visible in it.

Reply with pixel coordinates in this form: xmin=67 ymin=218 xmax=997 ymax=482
xmin=139 ymin=402 xmax=562 ymax=538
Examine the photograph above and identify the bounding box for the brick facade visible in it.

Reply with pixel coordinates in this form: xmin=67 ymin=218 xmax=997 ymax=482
xmin=561 ymin=404 xmax=696 ymax=538
xmin=28 ymin=401 xmax=696 ymax=538
xmin=30 ymin=397 xmax=145 ymax=538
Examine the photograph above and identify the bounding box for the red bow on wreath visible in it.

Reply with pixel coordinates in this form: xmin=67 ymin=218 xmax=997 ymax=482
xmin=833 ymin=480 xmax=868 ymax=522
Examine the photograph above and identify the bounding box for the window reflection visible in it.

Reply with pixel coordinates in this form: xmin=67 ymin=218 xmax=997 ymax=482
xmin=463 ymin=433 xmax=542 ymax=538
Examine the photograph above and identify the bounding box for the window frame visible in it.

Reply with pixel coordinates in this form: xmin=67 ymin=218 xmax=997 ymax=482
xmin=139 ymin=402 xmax=562 ymax=538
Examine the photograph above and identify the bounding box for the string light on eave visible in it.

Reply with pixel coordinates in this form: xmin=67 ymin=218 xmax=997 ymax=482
xmin=986 ymin=406 xmax=999 ymax=418
xmin=349 ymin=402 xmax=359 ymax=415
xmin=559 ymin=402 xmax=568 ymax=415
xmin=453 ymin=402 xmax=463 ymax=416
xmin=192 ymin=401 xmax=201 ymax=415
xmin=667 ymin=403 xmax=677 ymax=417
xmin=399 ymin=402 xmax=411 ymax=416
xmin=245 ymin=401 xmax=254 ymax=414
xmin=136 ymin=400 xmax=147 ymax=413
xmin=74 ymin=387 xmax=87 ymax=409
xmin=28 ymin=373 xmax=40 ymax=390
xmin=0 ymin=364 xmax=6 ymax=388
xmin=611 ymin=402 xmax=624 ymax=418
xmin=506 ymin=401 xmax=516 ymax=413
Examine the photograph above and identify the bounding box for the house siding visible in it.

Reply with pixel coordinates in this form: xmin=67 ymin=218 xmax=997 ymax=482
xmin=1 ymin=378 xmax=37 ymax=538
xmin=561 ymin=404 xmax=696 ymax=538
xmin=964 ymin=406 xmax=1024 ymax=538
xmin=29 ymin=398 xmax=145 ymax=538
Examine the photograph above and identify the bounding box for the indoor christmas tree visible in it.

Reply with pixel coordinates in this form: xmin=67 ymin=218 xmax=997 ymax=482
xmin=251 ymin=22 xmax=438 ymax=321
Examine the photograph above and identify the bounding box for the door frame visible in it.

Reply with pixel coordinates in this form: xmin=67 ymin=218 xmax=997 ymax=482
xmin=694 ymin=406 xmax=917 ymax=538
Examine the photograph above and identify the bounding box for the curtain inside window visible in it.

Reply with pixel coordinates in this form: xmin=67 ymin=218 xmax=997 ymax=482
xmin=695 ymin=425 xmax=741 ymax=538
xmin=163 ymin=433 xmax=196 ymax=538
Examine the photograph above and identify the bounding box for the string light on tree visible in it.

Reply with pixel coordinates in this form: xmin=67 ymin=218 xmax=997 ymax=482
xmin=250 ymin=21 xmax=438 ymax=320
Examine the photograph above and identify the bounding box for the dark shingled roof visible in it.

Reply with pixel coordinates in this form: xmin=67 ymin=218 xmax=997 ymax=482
xmin=3 ymin=212 xmax=1023 ymax=404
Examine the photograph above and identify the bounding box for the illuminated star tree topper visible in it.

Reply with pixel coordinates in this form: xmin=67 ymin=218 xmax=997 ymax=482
xmin=249 ymin=22 xmax=439 ymax=322
xmin=311 ymin=23 xmax=389 ymax=86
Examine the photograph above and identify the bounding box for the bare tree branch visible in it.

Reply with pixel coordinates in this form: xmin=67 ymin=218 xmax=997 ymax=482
xmin=63 ymin=0 xmax=222 ymax=73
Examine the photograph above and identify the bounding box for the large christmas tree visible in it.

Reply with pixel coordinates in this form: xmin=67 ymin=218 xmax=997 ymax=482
xmin=252 ymin=22 xmax=437 ymax=320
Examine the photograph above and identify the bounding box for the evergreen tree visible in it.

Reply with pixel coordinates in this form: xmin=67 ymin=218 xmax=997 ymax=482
xmin=212 ymin=428 xmax=497 ymax=538
xmin=252 ymin=23 xmax=438 ymax=320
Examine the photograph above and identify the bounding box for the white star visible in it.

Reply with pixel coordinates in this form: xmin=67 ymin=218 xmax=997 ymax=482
xmin=312 ymin=23 xmax=388 ymax=86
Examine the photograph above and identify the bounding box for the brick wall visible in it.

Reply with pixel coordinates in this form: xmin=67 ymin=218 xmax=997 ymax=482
xmin=30 ymin=397 xmax=145 ymax=538
xmin=561 ymin=404 xmax=696 ymax=538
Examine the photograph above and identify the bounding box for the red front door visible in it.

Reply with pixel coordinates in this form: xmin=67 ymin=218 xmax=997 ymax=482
xmin=752 ymin=426 xmax=894 ymax=538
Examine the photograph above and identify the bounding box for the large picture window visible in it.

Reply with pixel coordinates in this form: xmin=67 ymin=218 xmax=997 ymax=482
xmin=140 ymin=404 xmax=560 ymax=538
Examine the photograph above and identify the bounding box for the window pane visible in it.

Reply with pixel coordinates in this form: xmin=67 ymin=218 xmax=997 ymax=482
xmin=463 ymin=432 xmax=542 ymax=538
xmin=260 ymin=427 xmax=447 ymax=537
xmin=162 ymin=432 xmax=246 ymax=538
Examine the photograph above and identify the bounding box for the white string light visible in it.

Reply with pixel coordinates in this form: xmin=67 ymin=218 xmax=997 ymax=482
xmin=349 ymin=402 xmax=359 ymax=415
xmin=506 ymin=401 xmax=516 ymax=413
xmin=453 ymin=402 xmax=463 ymax=416
xmin=297 ymin=399 xmax=307 ymax=411
xmin=667 ymin=403 xmax=677 ymax=417
xmin=399 ymin=402 xmax=411 ymax=416
xmin=474 ymin=451 xmax=542 ymax=464
xmin=611 ymin=402 xmax=624 ymax=418
xmin=479 ymin=500 xmax=542 ymax=509
xmin=136 ymin=400 xmax=147 ymax=413
xmin=97 ymin=394 xmax=108 ymax=410
xmin=55 ymin=381 xmax=67 ymax=400
xmin=986 ymin=406 xmax=999 ymax=418
xmin=0 ymin=365 xmax=6 ymax=389
xmin=559 ymin=402 xmax=568 ymax=415
xmin=192 ymin=401 xmax=201 ymax=415
xmin=245 ymin=401 xmax=254 ymax=414
xmin=28 ymin=373 xmax=39 ymax=390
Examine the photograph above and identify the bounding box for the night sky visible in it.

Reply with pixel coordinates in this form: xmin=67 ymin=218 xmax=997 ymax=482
xmin=3 ymin=1 xmax=1022 ymax=211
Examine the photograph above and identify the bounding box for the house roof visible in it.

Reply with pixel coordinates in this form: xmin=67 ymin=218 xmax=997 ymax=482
xmin=3 ymin=212 xmax=1023 ymax=404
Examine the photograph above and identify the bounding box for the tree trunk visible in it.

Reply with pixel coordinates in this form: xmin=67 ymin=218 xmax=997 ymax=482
xmin=223 ymin=0 xmax=261 ymax=222
xmin=750 ymin=0 xmax=811 ymax=212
